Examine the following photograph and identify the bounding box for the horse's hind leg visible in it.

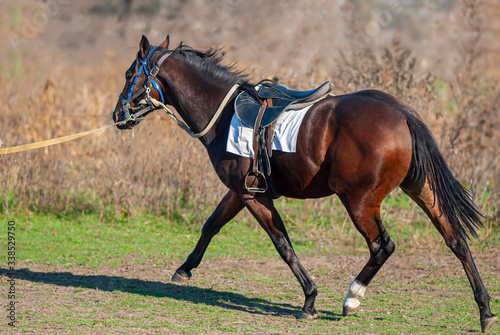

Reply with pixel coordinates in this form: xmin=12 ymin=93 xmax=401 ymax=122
xmin=243 ymin=194 xmax=318 ymax=319
xmin=402 ymin=182 xmax=498 ymax=333
xmin=172 ymin=190 xmax=244 ymax=282
xmin=338 ymin=191 xmax=395 ymax=316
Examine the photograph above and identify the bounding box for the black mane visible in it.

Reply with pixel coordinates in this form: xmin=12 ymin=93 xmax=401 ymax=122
xmin=170 ymin=43 xmax=250 ymax=89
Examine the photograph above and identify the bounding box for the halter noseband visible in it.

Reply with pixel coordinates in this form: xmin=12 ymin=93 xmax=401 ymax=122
xmin=119 ymin=48 xmax=171 ymax=121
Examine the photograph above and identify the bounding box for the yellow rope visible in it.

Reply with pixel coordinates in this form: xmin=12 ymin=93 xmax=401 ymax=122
xmin=0 ymin=122 xmax=124 ymax=156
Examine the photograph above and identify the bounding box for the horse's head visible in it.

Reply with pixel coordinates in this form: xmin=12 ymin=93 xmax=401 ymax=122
xmin=113 ymin=35 xmax=170 ymax=129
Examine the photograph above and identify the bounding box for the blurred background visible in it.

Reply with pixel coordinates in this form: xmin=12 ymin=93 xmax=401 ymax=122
xmin=0 ymin=1 xmax=498 ymax=244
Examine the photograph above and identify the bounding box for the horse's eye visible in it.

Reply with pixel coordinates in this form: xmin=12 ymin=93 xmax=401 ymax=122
xmin=125 ymin=71 xmax=133 ymax=81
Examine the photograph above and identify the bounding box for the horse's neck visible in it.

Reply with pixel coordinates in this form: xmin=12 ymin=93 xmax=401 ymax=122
xmin=162 ymin=63 xmax=230 ymax=144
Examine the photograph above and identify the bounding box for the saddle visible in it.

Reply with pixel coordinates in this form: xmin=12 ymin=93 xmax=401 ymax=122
xmin=234 ymin=81 xmax=334 ymax=195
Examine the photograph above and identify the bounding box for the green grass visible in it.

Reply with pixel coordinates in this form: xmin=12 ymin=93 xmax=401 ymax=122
xmin=1 ymin=200 xmax=499 ymax=334
xmin=1 ymin=212 xmax=280 ymax=268
xmin=1 ymin=189 xmax=497 ymax=269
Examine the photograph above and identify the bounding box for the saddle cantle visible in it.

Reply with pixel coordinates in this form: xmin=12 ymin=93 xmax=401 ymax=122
xmin=234 ymin=81 xmax=334 ymax=195
xmin=235 ymin=81 xmax=334 ymax=128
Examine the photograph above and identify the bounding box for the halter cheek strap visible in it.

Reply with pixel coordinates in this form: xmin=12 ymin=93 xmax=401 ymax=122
xmin=151 ymin=80 xmax=164 ymax=102
xmin=119 ymin=50 xmax=171 ymax=120
xmin=127 ymin=47 xmax=157 ymax=100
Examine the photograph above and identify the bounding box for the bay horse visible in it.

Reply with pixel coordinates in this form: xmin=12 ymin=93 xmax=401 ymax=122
xmin=112 ymin=35 xmax=497 ymax=333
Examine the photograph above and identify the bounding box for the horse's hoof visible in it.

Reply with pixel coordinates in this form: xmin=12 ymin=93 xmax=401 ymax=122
xmin=297 ymin=311 xmax=318 ymax=320
xmin=342 ymin=305 xmax=359 ymax=317
xmin=481 ymin=315 xmax=498 ymax=333
xmin=171 ymin=270 xmax=191 ymax=282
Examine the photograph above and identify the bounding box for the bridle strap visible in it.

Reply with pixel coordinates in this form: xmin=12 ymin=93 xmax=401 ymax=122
xmin=119 ymin=50 xmax=171 ymax=120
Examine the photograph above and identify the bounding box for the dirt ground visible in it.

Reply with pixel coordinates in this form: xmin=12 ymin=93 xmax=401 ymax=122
xmin=1 ymin=252 xmax=499 ymax=334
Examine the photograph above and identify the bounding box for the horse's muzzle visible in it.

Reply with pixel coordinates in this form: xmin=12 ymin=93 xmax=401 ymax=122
xmin=117 ymin=120 xmax=139 ymax=130
xmin=112 ymin=100 xmax=138 ymax=129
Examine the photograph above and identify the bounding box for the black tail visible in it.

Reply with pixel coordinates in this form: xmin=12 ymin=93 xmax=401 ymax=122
xmin=402 ymin=113 xmax=483 ymax=240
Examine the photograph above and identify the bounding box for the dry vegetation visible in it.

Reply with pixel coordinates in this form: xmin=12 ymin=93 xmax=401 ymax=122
xmin=0 ymin=0 xmax=498 ymax=233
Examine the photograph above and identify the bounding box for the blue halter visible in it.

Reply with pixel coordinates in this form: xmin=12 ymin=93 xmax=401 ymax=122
xmin=119 ymin=48 xmax=170 ymax=121
xmin=126 ymin=47 xmax=165 ymax=103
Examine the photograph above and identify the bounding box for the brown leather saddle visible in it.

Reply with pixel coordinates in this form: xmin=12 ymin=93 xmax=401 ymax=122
xmin=234 ymin=81 xmax=334 ymax=195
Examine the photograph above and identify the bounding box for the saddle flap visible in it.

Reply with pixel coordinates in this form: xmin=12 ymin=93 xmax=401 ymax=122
xmin=235 ymin=91 xmax=293 ymax=128
xmin=234 ymin=91 xmax=261 ymax=128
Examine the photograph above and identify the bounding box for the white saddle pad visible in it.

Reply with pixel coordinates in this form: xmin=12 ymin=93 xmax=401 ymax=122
xmin=226 ymin=104 xmax=312 ymax=158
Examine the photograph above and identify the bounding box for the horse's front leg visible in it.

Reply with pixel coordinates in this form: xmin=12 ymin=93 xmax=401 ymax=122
xmin=242 ymin=193 xmax=318 ymax=319
xmin=172 ymin=190 xmax=244 ymax=282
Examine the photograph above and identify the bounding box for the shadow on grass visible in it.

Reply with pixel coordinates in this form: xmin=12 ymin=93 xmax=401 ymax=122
xmin=0 ymin=268 xmax=342 ymax=321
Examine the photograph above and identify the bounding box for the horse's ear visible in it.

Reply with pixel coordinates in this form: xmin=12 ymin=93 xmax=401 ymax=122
xmin=139 ymin=35 xmax=150 ymax=59
xmin=159 ymin=34 xmax=170 ymax=49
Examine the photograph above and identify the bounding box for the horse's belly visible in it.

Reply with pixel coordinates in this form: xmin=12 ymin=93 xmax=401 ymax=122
xmin=270 ymin=152 xmax=333 ymax=199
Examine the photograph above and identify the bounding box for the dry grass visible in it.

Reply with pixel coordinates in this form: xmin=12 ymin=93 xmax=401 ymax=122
xmin=0 ymin=59 xmax=225 ymax=220
xmin=0 ymin=0 xmax=498 ymax=240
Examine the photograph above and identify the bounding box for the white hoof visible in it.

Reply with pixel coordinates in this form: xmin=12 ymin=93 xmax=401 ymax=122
xmin=342 ymin=280 xmax=366 ymax=316
xmin=342 ymin=303 xmax=360 ymax=316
